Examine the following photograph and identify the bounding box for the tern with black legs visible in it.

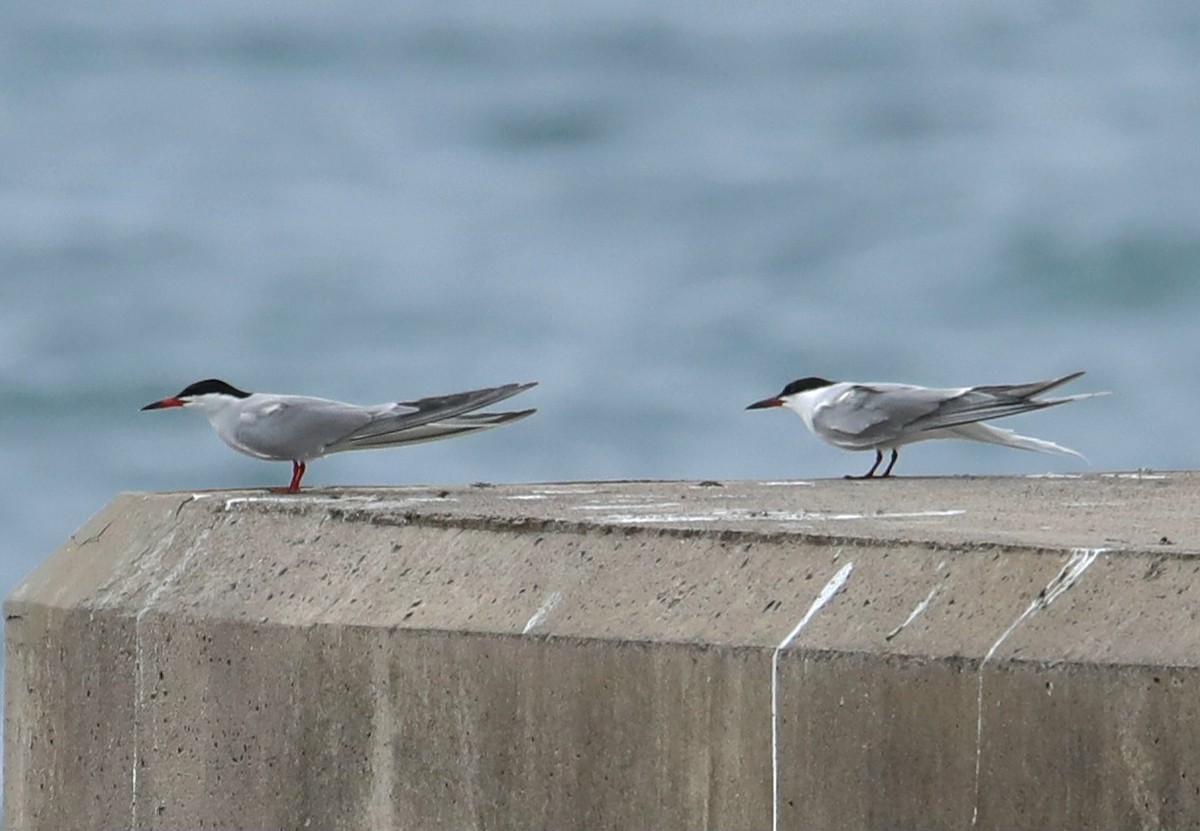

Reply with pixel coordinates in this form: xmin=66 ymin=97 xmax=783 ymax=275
xmin=746 ymin=371 xmax=1106 ymax=478
xmin=142 ymin=379 xmax=537 ymax=492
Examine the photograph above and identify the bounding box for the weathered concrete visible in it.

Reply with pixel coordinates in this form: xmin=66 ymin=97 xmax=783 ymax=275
xmin=6 ymin=472 xmax=1200 ymax=829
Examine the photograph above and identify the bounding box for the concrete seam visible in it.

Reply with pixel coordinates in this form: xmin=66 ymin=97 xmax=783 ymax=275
xmin=131 ymin=527 xmax=210 ymax=827
xmin=771 ymin=560 xmax=853 ymax=831
xmin=70 ymin=519 xmax=112 ymax=547
xmin=367 ymin=640 xmax=396 ymax=827
xmin=970 ymin=547 xmax=1104 ymax=827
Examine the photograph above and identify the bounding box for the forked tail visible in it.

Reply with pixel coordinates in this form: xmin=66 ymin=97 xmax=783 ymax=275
xmin=947 ymin=422 xmax=1087 ymax=461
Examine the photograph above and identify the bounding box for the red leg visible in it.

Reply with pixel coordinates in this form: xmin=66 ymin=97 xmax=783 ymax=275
xmin=271 ymin=461 xmax=306 ymax=493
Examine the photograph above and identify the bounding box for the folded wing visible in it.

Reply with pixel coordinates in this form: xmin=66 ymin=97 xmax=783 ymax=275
xmin=326 ymin=382 xmax=537 ymax=452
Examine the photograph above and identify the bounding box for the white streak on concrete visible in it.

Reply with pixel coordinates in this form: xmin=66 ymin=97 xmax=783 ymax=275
xmin=761 ymin=480 xmax=816 ymax=486
xmin=772 ymin=562 xmax=854 ymax=831
xmin=869 ymin=509 xmax=966 ymax=519
xmin=1042 ymin=548 xmax=1101 ymax=605
xmin=594 ymin=507 xmax=965 ymax=525
xmin=600 ymin=513 xmax=720 ymax=524
xmin=224 ymin=495 xmax=326 ymax=508
xmin=885 ymin=585 xmax=940 ymax=641
xmin=574 ymin=502 xmax=681 ymax=511
xmin=761 ymin=508 xmax=964 ymax=522
xmin=970 ymin=547 xmax=1104 ymax=826
xmin=504 ymin=494 xmax=549 ymax=500
xmin=711 ymin=509 xmax=824 ymax=522
xmin=223 ymin=495 xmax=451 ymax=512
xmin=1025 ymin=472 xmax=1083 ymax=479
xmin=522 ymin=591 xmax=563 ymax=634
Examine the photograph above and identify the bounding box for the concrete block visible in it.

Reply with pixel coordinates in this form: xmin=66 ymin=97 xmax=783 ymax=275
xmin=6 ymin=474 xmax=1200 ymax=829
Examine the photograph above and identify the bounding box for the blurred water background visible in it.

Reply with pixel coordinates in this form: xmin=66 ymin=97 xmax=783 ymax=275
xmin=2 ymin=1 xmax=1199 ymax=785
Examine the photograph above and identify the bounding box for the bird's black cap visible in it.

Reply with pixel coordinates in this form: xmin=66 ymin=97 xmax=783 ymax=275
xmin=175 ymin=379 xmax=252 ymax=399
xmin=779 ymin=377 xmax=835 ymax=396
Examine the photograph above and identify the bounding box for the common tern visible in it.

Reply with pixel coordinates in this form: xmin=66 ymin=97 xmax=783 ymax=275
xmin=746 ymin=370 xmax=1105 ymax=478
xmin=142 ymin=379 xmax=537 ymax=491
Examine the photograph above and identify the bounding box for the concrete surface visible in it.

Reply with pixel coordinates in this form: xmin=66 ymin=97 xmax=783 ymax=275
xmin=6 ymin=472 xmax=1200 ymax=829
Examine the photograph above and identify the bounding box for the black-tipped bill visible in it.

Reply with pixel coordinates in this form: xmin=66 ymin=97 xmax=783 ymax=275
xmin=141 ymin=397 xmax=184 ymax=411
xmin=746 ymin=396 xmax=784 ymax=410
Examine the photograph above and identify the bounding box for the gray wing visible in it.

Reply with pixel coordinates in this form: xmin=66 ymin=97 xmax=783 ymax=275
xmin=902 ymin=372 xmax=1090 ymax=433
xmin=332 ymin=408 xmax=537 ymax=450
xmin=968 ymin=371 xmax=1084 ymax=400
xmin=326 ymin=382 xmax=537 ymax=452
xmin=812 ymin=384 xmax=950 ymax=448
xmin=233 ymin=398 xmax=373 ymax=460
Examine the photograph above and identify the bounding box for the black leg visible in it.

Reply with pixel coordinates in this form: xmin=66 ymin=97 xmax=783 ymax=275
xmin=845 ymin=450 xmax=883 ymax=480
xmin=880 ymin=449 xmax=899 ymax=477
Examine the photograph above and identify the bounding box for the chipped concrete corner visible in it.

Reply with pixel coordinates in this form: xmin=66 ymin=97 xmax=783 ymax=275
xmin=6 ymin=473 xmax=1200 ymax=830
